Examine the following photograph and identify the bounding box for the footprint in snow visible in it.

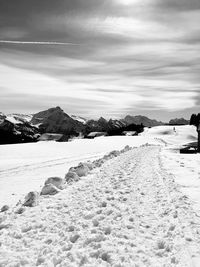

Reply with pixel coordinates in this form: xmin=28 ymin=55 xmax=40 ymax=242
xmin=67 ymin=225 xmax=75 ymax=232
xmin=92 ymin=219 xmax=99 ymax=227
xmin=100 ymin=201 xmax=107 ymax=208
xmin=103 ymin=226 xmax=112 ymax=235
xmin=106 ymin=196 xmax=115 ymax=201
xmin=70 ymin=234 xmax=80 ymax=243
xmin=129 ymin=217 xmax=134 ymax=222
xmin=83 ymin=212 xmax=95 ymax=220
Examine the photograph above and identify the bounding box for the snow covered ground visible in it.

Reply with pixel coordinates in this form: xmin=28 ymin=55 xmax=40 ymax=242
xmin=161 ymin=150 xmax=200 ymax=210
xmin=1 ymin=125 xmax=200 ymax=266
xmin=0 ymin=136 xmax=158 ymax=206
xmin=141 ymin=125 xmax=200 ymax=209
xmin=0 ymin=125 xmax=198 ymax=207
xmin=141 ymin=125 xmax=197 ymax=148
xmin=1 ymin=145 xmax=200 ymax=266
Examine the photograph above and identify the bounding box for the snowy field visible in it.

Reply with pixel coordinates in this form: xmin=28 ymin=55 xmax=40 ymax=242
xmin=1 ymin=125 xmax=200 ymax=266
xmin=161 ymin=150 xmax=200 ymax=210
xmin=141 ymin=125 xmax=200 ymax=211
xmin=0 ymin=125 xmax=198 ymax=207
xmin=141 ymin=125 xmax=197 ymax=148
xmin=0 ymin=135 xmax=158 ymax=206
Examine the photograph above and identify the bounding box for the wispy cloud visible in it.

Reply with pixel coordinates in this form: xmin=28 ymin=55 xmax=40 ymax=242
xmin=0 ymin=40 xmax=80 ymax=45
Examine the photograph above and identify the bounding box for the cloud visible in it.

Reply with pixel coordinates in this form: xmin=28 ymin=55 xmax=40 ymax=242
xmin=154 ymin=0 xmax=200 ymax=12
xmin=0 ymin=40 xmax=80 ymax=45
xmin=0 ymin=0 xmax=200 ymax=119
xmin=0 ymin=90 xmax=108 ymax=117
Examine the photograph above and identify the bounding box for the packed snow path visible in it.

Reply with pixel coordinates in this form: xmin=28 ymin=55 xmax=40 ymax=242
xmin=1 ymin=146 xmax=200 ymax=267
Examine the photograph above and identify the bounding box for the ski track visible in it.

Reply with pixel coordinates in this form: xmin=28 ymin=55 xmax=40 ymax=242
xmin=1 ymin=146 xmax=200 ymax=266
xmin=0 ymin=153 xmax=104 ymax=177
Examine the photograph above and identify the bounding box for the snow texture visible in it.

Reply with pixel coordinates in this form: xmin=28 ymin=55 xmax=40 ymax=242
xmin=0 ymin=136 xmax=158 ymax=206
xmin=1 ymin=146 xmax=200 ymax=266
xmin=1 ymin=125 xmax=200 ymax=266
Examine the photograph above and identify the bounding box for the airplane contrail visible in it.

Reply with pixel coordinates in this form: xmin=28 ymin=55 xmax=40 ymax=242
xmin=0 ymin=40 xmax=81 ymax=45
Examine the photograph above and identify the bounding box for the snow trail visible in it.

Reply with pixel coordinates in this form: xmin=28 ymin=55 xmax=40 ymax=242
xmin=0 ymin=136 xmax=157 ymax=206
xmin=1 ymin=146 xmax=200 ymax=266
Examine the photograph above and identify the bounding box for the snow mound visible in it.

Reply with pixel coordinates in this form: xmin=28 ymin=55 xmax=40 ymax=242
xmin=69 ymin=163 xmax=90 ymax=177
xmin=23 ymin=191 xmax=39 ymax=207
xmin=41 ymin=184 xmax=60 ymax=195
xmin=65 ymin=171 xmax=80 ymax=183
xmin=44 ymin=177 xmax=65 ymax=189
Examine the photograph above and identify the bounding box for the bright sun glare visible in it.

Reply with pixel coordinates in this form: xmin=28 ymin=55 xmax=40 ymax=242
xmin=116 ymin=0 xmax=137 ymax=5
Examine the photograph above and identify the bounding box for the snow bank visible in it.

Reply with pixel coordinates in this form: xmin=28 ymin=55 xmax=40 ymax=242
xmin=0 ymin=145 xmax=133 ymax=211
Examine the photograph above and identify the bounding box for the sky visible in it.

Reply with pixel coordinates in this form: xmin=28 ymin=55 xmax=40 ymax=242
xmin=0 ymin=0 xmax=200 ymax=121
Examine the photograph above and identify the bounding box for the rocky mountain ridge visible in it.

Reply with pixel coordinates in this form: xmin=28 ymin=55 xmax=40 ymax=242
xmin=1 ymin=106 xmax=189 ymax=144
xmin=30 ymin=106 xmax=85 ymax=135
xmin=0 ymin=114 xmax=39 ymax=145
xmin=169 ymin=118 xmax=189 ymax=125
xmin=123 ymin=115 xmax=164 ymax=127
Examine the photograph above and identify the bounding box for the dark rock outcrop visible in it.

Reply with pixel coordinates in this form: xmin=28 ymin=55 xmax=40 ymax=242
xmin=0 ymin=114 xmax=39 ymax=145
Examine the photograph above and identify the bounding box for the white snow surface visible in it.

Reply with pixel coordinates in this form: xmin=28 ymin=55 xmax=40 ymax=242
xmin=1 ymin=146 xmax=200 ymax=266
xmin=141 ymin=125 xmax=200 ymax=206
xmin=6 ymin=114 xmax=33 ymax=124
xmin=1 ymin=125 xmax=200 ymax=266
xmin=6 ymin=116 xmax=23 ymax=124
xmin=141 ymin=125 xmax=197 ymax=148
xmin=0 ymin=136 xmax=157 ymax=207
xmin=70 ymin=115 xmax=87 ymax=124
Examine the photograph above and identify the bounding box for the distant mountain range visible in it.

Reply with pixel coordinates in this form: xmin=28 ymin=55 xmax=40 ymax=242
xmin=123 ymin=115 xmax=164 ymax=127
xmin=169 ymin=118 xmax=189 ymax=125
xmin=0 ymin=106 xmax=190 ymax=144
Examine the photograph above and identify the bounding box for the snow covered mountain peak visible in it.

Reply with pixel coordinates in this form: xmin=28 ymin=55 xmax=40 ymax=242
xmin=7 ymin=113 xmax=33 ymax=124
xmin=70 ymin=115 xmax=87 ymax=124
